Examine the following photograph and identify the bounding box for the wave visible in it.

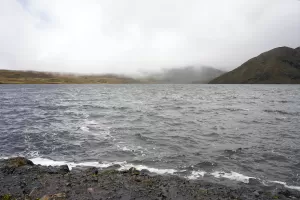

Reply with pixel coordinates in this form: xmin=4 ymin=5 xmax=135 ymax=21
xmin=264 ymin=109 xmax=299 ymax=116
xmin=79 ymin=126 xmax=90 ymax=132
xmin=211 ymin=171 xmax=254 ymax=183
xmin=268 ymin=181 xmax=300 ymax=191
xmin=31 ymin=157 xmax=126 ymax=170
xmin=119 ymin=164 xmax=179 ymax=175
xmin=3 ymin=157 xmax=300 ymax=192
xmin=186 ymin=171 xmax=206 ymax=180
xmin=31 ymin=157 xmax=179 ymax=175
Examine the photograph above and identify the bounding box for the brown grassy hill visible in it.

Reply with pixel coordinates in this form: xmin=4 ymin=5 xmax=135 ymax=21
xmin=0 ymin=70 xmax=140 ymax=84
xmin=210 ymin=46 xmax=300 ymax=84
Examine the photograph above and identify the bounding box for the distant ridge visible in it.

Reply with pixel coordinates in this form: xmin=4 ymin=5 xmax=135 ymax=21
xmin=144 ymin=66 xmax=225 ymax=84
xmin=0 ymin=69 xmax=139 ymax=84
xmin=210 ymin=46 xmax=300 ymax=84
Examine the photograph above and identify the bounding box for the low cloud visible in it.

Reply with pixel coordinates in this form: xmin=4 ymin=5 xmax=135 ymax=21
xmin=0 ymin=0 xmax=300 ymax=74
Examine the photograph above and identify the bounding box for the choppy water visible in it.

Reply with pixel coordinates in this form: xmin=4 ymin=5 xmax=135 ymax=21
xmin=0 ymin=84 xmax=300 ymax=190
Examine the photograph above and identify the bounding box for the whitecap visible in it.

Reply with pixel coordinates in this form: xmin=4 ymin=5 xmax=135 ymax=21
xmin=80 ymin=126 xmax=90 ymax=132
xmin=211 ymin=171 xmax=254 ymax=183
xmin=85 ymin=120 xmax=98 ymax=125
xmin=5 ymin=156 xmax=300 ymax=192
xmin=119 ymin=164 xmax=179 ymax=175
xmin=122 ymin=146 xmax=131 ymax=151
xmin=31 ymin=157 xmax=126 ymax=170
xmin=269 ymin=181 xmax=300 ymax=191
xmin=187 ymin=171 xmax=206 ymax=180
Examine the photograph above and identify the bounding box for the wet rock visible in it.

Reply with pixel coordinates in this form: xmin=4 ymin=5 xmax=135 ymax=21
xmin=104 ymin=164 xmax=121 ymax=171
xmin=40 ymin=195 xmax=51 ymax=200
xmin=279 ymin=189 xmax=291 ymax=198
xmin=128 ymin=167 xmax=140 ymax=175
xmin=52 ymin=192 xmax=66 ymax=199
xmin=7 ymin=157 xmax=34 ymax=167
xmin=0 ymin=157 xmax=299 ymax=200
xmin=29 ymin=187 xmax=38 ymax=197
xmin=248 ymin=178 xmax=261 ymax=185
xmin=87 ymin=188 xmax=94 ymax=193
xmin=59 ymin=165 xmax=70 ymax=174
xmin=85 ymin=167 xmax=98 ymax=175
xmin=0 ymin=157 xmax=34 ymax=174
xmin=140 ymin=169 xmax=150 ymax=175
xmin=24 ymin=195 xmax=31 ymax=200
xmin=46 ymin=166 xmax=64 ymax=174
xmin=40 ymin=193 xmax=66 ymax=200
xmin=253 ymin=190 xmax=260 ymax=197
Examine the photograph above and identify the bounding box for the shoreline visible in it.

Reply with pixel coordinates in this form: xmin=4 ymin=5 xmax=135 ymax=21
xmin=0 ymin=157 xmax=299 ymax=200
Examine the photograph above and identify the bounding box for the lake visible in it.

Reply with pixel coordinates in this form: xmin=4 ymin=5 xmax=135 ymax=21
xmin=0 ymin=84 xmax=299 ymax=190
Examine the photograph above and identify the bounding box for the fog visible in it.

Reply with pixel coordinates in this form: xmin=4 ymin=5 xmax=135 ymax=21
xmin=142 ymin=66 xmax=225 ymax=83
xmin=0 ymin=0 xmax=300 ymax=75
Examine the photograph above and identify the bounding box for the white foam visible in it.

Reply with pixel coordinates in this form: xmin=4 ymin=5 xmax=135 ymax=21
xmin=122 ymin=146 xmax=131 ymax=151
xmin=119 ymin=164 xmax=179 ymax=175
xmin=31 ymin=157 xmax=126 ymax=170
xmin=269 ymin=181 xmax=300 ymax=191
xmin=86 ymin=120 xmax=98 ymax=125
xmin=4 ymin=156 xmax=300 ymax=192
xmin=117 ymin=144 xmax=147 ymax=154
xmin=187 ymin=171 xmax=206 ymax=180
xmin=32 ymin=157 xmax=180 ymax=175
xmin=80 ymin=126 xmax=90 ymax=132
xmin=27 ymin=151 xmax=39 ymax=157
xmin=211 ymin=171 xmax=254 ymax=183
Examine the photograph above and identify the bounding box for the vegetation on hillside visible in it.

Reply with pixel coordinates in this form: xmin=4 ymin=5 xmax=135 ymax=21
xmin=210 ymin=46 xmax=300 ymax=84
xmin=0 ymin=66 xmax=225 ymax=84
xmin=0 ymin=69 xmax=140 ymax=84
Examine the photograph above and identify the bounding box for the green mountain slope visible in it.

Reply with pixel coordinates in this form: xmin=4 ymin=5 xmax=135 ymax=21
xmin=210 ymin=46 xmax=300 ymax=84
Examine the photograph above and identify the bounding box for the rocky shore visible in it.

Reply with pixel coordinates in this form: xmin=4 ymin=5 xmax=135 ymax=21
xmin=0 ymin=157 xmax=299 ymax=200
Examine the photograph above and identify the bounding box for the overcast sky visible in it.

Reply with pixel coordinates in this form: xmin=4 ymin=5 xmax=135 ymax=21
xmin=0 ymin=0 xmax=299 ymax=75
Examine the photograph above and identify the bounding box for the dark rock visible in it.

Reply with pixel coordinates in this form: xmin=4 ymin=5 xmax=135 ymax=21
xmin=248 ymin=178 xmax=261 ymax=185
xmin=253 ymin=190 xmax=260 ymax=197
xmin=128 ymin=167 xmax=140 ymax=175
xmin=6 ymin=157 xmax=34 ymax=168
xmin=59 ymin=165 xmax=70 ymax=174
xmin=279 ymin=189 xmax=291 ymax=197
xmin=0 ymin=157 xmax=300 ymax=200
xmin=140 ymin=169 xmax=150 ymax=175
xmin=85 ymin=167 xmax=98 ymax=175
xmin=52 ymin=192 xmax=66 ymax=199
xmin=104 ymin=164 xmax=121 ymax=171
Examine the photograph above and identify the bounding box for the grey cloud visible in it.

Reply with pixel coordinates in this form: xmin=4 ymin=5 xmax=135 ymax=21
xmin=0 ymin=0 xmax=299 ymax=74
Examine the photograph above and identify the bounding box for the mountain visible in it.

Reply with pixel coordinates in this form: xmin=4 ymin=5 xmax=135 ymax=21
xmin=0 ymin=69 xmax=140 ymax=84
xmin=210 ymin=46 xmax=300 ymax=84
xmin=144 ymin=66 xmax=225 ymax=84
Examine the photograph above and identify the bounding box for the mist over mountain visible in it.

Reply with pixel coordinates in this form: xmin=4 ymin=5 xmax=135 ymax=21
xmin=1 ymin=1 xmax=300 ymax=74
xmin=143 ymin=66 xmax=225 ymax=83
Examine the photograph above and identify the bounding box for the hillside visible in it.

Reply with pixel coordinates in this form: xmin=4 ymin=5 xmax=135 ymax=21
xmin=210 ymin=46 xmax=300 ymax=84
xmin=144 ymin=66 xmax=225 ymax=84
xmin=0 ymin=70 xmax=140 ymax=84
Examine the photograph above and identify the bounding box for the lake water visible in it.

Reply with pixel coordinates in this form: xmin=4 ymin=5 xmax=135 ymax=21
xmin=0 ymin=84 xmax=299 ymax=190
